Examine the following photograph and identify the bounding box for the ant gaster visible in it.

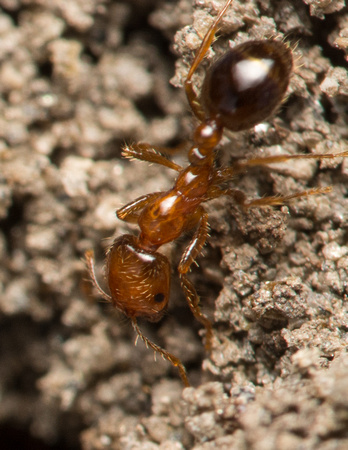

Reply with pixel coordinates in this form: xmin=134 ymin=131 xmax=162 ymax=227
xmin=86 ymin=0 xmax=348 ymax=387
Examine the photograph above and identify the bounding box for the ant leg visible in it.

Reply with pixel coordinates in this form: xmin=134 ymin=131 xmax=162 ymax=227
xmin=218 ymin=151 xmax=348 ymax=179
xmin=85 ymin=250 xmax=112 ymax=302
xmin=86 ymin=252 xmax=190 ymax=386
xmin=185 ymin=0 xmax=234 ymax=120
xmin=178 ymin=209 xmax=213 ymax=350
xmin=132 ymin=319 xmax=190 ymax=387
xmin=236 ymin=151 xmax=348 ymax=171
xmin=206 ymin=185 xmax=332 ymax=210
xmin=117 ymin=192 xmax=163 ymax=224
xmin=180 ymin=274 xmax=214 ymax=350
xmin=236 ymin=187 xmax=333 ymax=209
xmin=122 ymin=143 xmax=182 ymax=172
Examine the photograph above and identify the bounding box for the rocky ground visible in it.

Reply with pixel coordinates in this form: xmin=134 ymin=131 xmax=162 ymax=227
xmin=0 ymin=0 xmax=347 ymax=449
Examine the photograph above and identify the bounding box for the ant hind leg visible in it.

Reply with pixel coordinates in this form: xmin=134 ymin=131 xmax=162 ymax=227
xmin=185 ymin=0 xmax=234 ymax=120
xmin=237 ymin=187 xmax=333 ymax=209
xmin=206 ymin=185 xmax=333 ymax=210
xmin=209 ymin=149 xmax=348 ymax=208
xmin=218 ymin=151 xmax=348 ymax=179
xmin=122 ymin=143 xmax=182 ymax=172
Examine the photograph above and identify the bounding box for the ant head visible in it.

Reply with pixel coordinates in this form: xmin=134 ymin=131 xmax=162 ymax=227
xmin=200 ymin=40 xmax=293 ymax=131
xmin=107 ymin=234 xmax=170 ymax=322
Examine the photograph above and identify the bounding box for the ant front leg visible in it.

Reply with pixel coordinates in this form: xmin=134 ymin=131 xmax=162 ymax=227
xmin=178 ymin=208 xmax=213 ymax=350
xmin=117 ymin=192 xmax=163 ymax=224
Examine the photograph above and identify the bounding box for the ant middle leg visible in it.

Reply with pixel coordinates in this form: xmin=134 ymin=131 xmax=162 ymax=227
xmin=178 ymin=208 xmax=213 ymax=350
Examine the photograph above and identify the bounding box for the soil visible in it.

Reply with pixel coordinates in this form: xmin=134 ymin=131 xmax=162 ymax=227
xmin=0 ymin=0 xmax=347 ymax=449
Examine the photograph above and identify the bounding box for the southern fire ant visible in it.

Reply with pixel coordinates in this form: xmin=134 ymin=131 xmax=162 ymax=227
xmin=85 ymin=0 xmax=348 ymax=387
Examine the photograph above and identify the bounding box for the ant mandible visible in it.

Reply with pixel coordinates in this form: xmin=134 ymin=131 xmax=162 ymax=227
xmin=85 ymin=0 xmax=348 ymax=387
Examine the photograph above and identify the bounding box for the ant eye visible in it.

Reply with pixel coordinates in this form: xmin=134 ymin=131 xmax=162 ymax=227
xmin=154 ymin=293 xmax=165 ymax=303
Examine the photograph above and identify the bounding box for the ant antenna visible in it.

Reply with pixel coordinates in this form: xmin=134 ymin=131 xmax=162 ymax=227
xmin=85 ymin=250 xmax=112 ymax=302
xmin=131 ymin=319 xmax=190 ymax=387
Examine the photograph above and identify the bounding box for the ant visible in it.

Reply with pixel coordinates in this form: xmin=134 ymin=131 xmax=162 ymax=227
xmin=85 ymin=0 xmax=348 ymax=387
